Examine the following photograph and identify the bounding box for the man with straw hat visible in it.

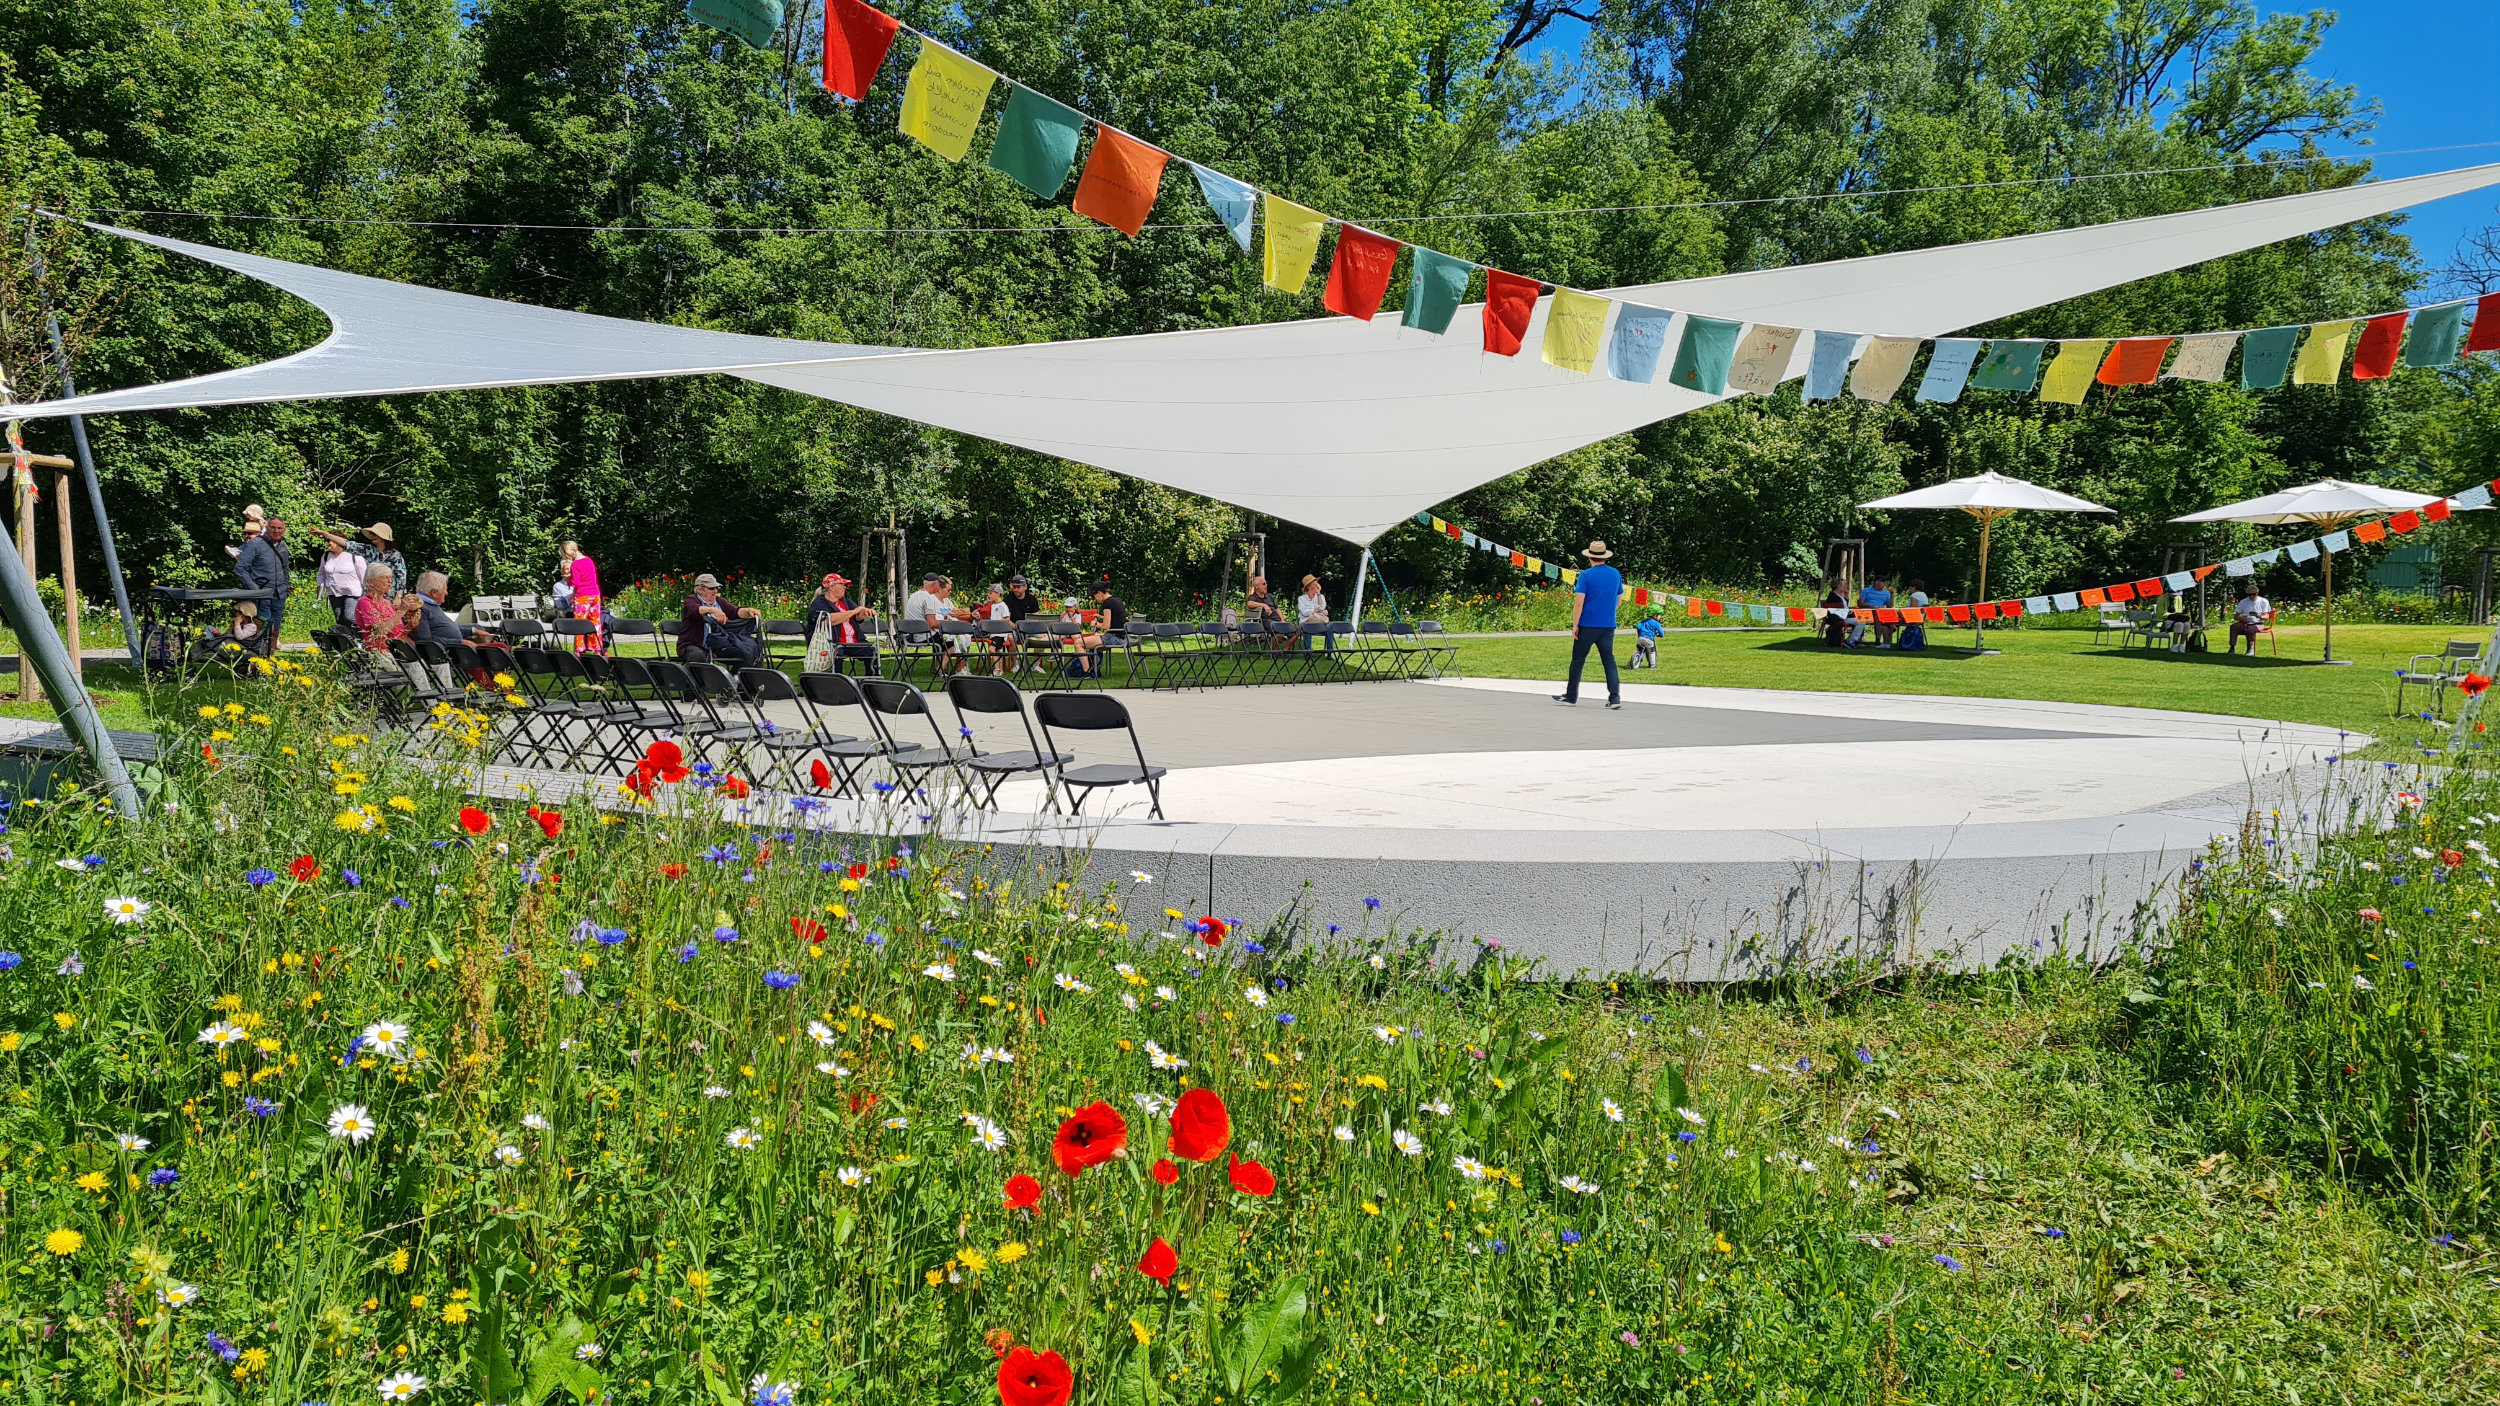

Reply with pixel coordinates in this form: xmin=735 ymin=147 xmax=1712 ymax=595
xmin=1553 ymin=540 xmax=1624 ymax=710
xmin=349 ymin=522 xmax=407 ymax=598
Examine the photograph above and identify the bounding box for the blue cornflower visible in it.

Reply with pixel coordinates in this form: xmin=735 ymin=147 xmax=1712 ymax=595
xmin=896 ymin=842 xmax=914 ymax=858
xmin=864 ymin=931 xmax=886 ymax=948
xmin=2433 ymin=1231 xmax=2457 ymax=1248
xmin=342 ymin=869 xmax=362 ymax=889
xmin=713 ymin=926 xmax=739 ymax=943
xmin=1796 ymin=1057 xmax=1812 ymax=1073
xmin=1276 ymin=1013 xmax=1296 ymax=1026
xmin=677 ymin=944 xmax=699 ymax=964
xmin=764 ymin=970 xmax=800 ymax=990
xmin=959 ymin=726 xmax=974 ymax=739
xmin=429 ymin=839 xmax=450 ymax=849
xmin=818 ymin=861 xmax=838 ymax=873
xmin=741 ymin=870 xmax=757 ymax=883
xmin=2040 ymin=1227 xmax=2066 ymax=1239
xmin=1559 ymin=1229 xmax=1582 ymax=1245
xmin=573 ymin=919 xmax=601 ymax=942
xmin=81 ymin=853 xmax=103 ymax=869
xmin=1932 ymin=1254 xmax=1963 ymax=1270
xmin=147 ymin=1167 xmax=178 ymax=1187
xmin=1243 ymin=941 xmax=1267 ymax=955
xmin=1364 ymin=897 xmax=1382 ymax=910
xmin=1861 ymin=1140 xmax=1881 ymax=1155
xmin=775 ymin=830 xmax=794 ymax=842
xmin=704 ymin=844 xmax=737 ymax=865
xmin=2403 ymin=960 xmax=2417 ymax=969
xmin=1677 ymin=1131 xmax=1697 ymax=1143
xmin=1326 ymin=924 xmax=1341 ymax=935
xmin=693 ymin=762 xmax=714 ymax=777
xmin=0 ymin=952 xmax=20 ymax=972
xmin=1855 ymin=1048 xmax=1874 ymax=1064
xmin=597 ymin=927 xmax=627 ymax=946
xmin=243 ymin=1097 xmax=279 ymax=1119
xmin=206 ymin=1332 xmax=239 ymax=1363
xmin=872 ymin=781 xmax=895 ymax=795
xmin=390 ymin=896 xmax=411 ymax=910
xmin=1271 ymin=977 xmax=1290 ymax=991
xmin=244 ymin=868 xmax=277 ymax=888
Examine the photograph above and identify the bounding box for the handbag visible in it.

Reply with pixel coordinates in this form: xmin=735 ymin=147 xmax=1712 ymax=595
xmin=805 ymin=616 xmax=839 ymax=673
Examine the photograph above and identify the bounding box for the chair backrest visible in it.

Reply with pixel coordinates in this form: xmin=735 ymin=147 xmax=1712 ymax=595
xmin=1015 ymin=619 xmax=1055 ymax=640
xmin=578 ymin=650 xmax=622 ymax=689
xmin=514 ymin=647 xmax=561 ymax=680
xmin=941 ymin=620 xmax=982 ymax=637
xmin=1033 ymin=691 xmax=1134 ymax=731
xmin=1417 ymin=621 xmax=1445 ymax=634
xmin=2447 ymin=640 xmax=2483 ymax=659
xmin=739 ymin=666 xmax=797 ymax=703
xmin=469 ymin=595 xmax=503 ymax=623
xmin=765 ymin=618 xmax=807 ymax=638
xmin=646 ymin=660 xmax=701 ymax=700
xmin=607 ymin=654 xmax=651 ymax=690
xmin=947 ymin=673 xmax=1025 ymax=715
xmin=798 ymin=671 xmax=866 ymax=709
xmin=859 ymin=678 xmax=930 ymax=717
xmin=1053 ymin=620 xmax=1083 ymax=638
xmin=502 ymin=617 xmax=547 ymax=642
xmin=549 ymin=618 xmax=595 ymax=639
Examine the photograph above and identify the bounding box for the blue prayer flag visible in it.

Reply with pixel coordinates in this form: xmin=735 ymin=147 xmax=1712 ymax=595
xmin=1190 ymin=164 xmax=1257 ymax=252
xmin=1803 ymin=331 xmax=1858 ymax=401
xmin=1607 ymin=305 xmax=1675 ymax=383
xmin=1915 ymin=339 xmax=1985 ymax=403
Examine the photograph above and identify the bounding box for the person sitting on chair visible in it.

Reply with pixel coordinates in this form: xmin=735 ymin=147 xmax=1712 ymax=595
xmin=2228 ymin=582 xmax=2270 ymax=656
xmin=1820 ymin=587 xmax=1852 ymax=648
xmin=409 ymin=570 xmax=487 ymax=647
xmin=1069 ymin=582 xmax=1129 ymax=678
xmin=680 ymin=572 xmax=763 ymax=666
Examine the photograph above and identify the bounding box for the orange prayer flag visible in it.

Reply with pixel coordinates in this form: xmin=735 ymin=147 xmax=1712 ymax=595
xmin=2000 ymin=600 xmax=2024 ymax=617
xmin=2096 ymin=337 xmax=2175 ymax=385
xmin=1320 ymin=225 xmax=1402 ymax=321
xmin=1946 ymin=605 xmax=1972 ymax=623
xmin=2353 ymin=519 xmax=2386 ymax=543
xmin=2389 ymin=510 xmax=2420 ymax=534
xmin=1070 ymin=125 xmax=1169 ymax=237
xmin=2192 ymin=564 xmax=2218 ymax=579
xmin=2078 ymin=588 xmax=2106 ymax=608
xmin=1687 ymin=598 xmax=1704 ymax=617
xmin=2106 ymin=582 xmax=2137 ymax=603
xmin=1509 ymin=552 xmax=1526 ymax=568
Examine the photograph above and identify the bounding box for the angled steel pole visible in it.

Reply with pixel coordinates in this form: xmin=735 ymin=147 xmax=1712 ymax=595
xmin=25 ymin=219 xmax=140 ymax=665
xmin=0 ymin=513 xmax=139 ymax=817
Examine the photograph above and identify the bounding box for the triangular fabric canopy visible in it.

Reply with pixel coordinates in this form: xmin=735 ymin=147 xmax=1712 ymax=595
xmin=22 ymin=162 xmax=2500 ymax=544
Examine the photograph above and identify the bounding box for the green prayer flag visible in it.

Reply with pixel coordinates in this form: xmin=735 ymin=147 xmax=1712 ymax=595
xmin=1667 ymin=314 xmax=1745 ymax=395
xmin=2405 ymin=303 xmax=2470 ymax=368
xmin=987 ymin=86 xmax=1085 ymax=200
xmin=1402 ymin=248 xmax=1473 ymax=335
xmin=1543 ymin=562 xmax=1561 ymax=581
xmin=2239 ymin=326 xmax=2300 ymax=389
xmin=1968 ymin=340 xmax=2046 ymax=392
xmin=686 ymin=0 xmax=782 ymax=48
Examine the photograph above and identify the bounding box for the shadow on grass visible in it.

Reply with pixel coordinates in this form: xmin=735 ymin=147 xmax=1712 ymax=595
xmin=1746 ymin=636 xmax=1999 ymax=661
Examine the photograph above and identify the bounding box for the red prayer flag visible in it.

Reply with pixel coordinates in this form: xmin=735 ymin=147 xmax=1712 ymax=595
xmin=1874 ymin=609 xmax=1898 ymax=624
xmin=2001 ymin=600 xmax=2025 ymax=618
xmin=2389 ymin=510 xmax=2421 ymax=534
xmin=2106 ymin=582 xmax=2137 ymax=603
xmin=1321 ymin=225 xmax=1402 ymax=321
xmin=1787 ymin=607 xmax=1808 ymax=623
xmin=1070 ymin=126 xmax=1169 ymax=237
xmin=1925 ymin=607 xmax=1946 ymax=623
xmin=2353 ymin=518 xmax=2386 ymax=543
xmin=1975 ymin=602 xmax=2000 ymax=620
xmin=2428 ymin=499 xmax=2453 ymax=522
xmin=2095 ymin=337 xmax=2174 ymax=385
xmin=1705 ymin=599 xmax=1724 ymax=616
xmin=2351 ymin=312 xmax=2408 ymax=379
xmin=2468 ymin=294 xmax=2500 ymax=354
xmin=1481 ymin=270 xmax=1540 ymax=357
xmin=822 ymin=0 xmax=902 ymax=100
xmin=1946 ymin=605 xmax=1972 ymax=623
xmin=2132 ymin=577 xmax=2162 ymax=598
xmin=1634 ymin=588 xmax=1649 ymax=606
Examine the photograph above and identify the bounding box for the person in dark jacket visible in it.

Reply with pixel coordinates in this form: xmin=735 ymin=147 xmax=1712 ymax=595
xmin=233 ymin=515 xmax=293 ymax=655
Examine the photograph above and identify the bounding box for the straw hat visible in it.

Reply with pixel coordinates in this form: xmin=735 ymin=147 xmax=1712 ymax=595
xmin=363 ymin=521 xmax=394 ymax=544
xmin=1582 ymin=540 xmax=1613 ymax=560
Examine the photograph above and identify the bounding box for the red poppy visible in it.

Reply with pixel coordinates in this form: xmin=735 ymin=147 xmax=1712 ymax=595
xmin=1151 ymin=1157 xmax=1178 ymax=1186
xmin=527 ymin=806 xmax=563 ymax=839
xmin=810 ymin=758 xmax=834 ymax=790
xmin=1051 ymin=1101 xmax=1128 ymax=1177
xmin=623 ymin=766 xmax=657 ymax=799
xmin=1227 ymin=1152 xmax=1276 ymax=1197
xmin=721 ymin=776 xmax=750 ymax=799
xmin=1003 ymin=1173 xmax=1043 ymax=1210
xmin=289 ymin=855 xmax=320 ymax=883
xmin=457 ymin=807 xmax=493 ymax=835
xmin=996 ymin=1346 xmax=1073 ymax=1406
xmin=659 ymin=863 xmax=687 ymax=880
xmin=846 ymin=1090 xmax=880 ymax=1115
xmin=791 ymin=916 xmax=830 ymax=944
xmin=1167 ymin=1087 xmax=1231 ymax=1163
xmin=642 ymin=740 xmax=689 ymax=783
xmin=2443 ymin=848 xmax=2466 ymax=868
xmin=200 ymin=743 xmax=222 ymax=770
xmin=2460 ymin=672 xmax=2494 ymax=697
xmin=1136 ymin=1236 xmax=1178 ymax=1284
xmin=848 ymin=862 xmax=871 ymax=881
xmin=2359 ymin=908 xmax=2383 ymax=922
xmin=1198 ymin=916 xmax=1228 ymax=947
xmin=883 ymin=856 xmax=903 ymax=870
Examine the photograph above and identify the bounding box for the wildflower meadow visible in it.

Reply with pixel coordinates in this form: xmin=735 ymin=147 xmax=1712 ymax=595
xmin=0 ymin=666 xmax=2495 ymax=1405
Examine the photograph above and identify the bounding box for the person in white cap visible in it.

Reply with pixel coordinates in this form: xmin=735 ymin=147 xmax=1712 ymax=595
xmin=1553 ymin=540 xmax=1623 ymax=710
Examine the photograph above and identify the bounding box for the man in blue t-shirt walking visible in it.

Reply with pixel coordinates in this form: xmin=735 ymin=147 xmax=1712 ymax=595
xmin=1554 ymin=541 xmax=1624 ymax=709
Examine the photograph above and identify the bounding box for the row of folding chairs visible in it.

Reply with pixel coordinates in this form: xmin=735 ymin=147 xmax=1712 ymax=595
xmin=1119 ymin=620 xmax=1456 ymax=690
xmin=361 ymin=637 xmax=1165 ymax=818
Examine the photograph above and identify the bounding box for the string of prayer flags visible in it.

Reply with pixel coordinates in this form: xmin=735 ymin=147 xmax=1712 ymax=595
xmin=1969 ymin=339 xmax=2046 ymax=393
xmin=1915 ymin=338 xmax=1984 ymax=403
xmin=2287 ymin=538 xmax=2319 ymax=563
xmin=2407 ymin=303 xmax=2468 ymax=367
xmin=1191 ymin=165 xmax=1256 ymax=252
xmin=2239 ymin=326 xmax=2300 ymax=389
xmin=2323 ymin=529 xmax=2351 ymax=554
xmin=1607 ymin=304 xmax=1674 ymax=384
xmin=1726 ymin=324 xmax=1798 ymax=394
xmin=2040 ymin=339 xmax=2108 ymax=403
xmin=1403 ymin=249 xmax=1472 ymax=334
xmin=688 ymin=0 xmax=782 ymax=48
xmin=2291 ymin=320 xmax=2354 ymax=385
xmin=1850 ymin=336 xmax=1921 ymax=401
xmin=2468 ymin=294 xmax=2500 ymax=354
xmin=1071 ymin=125 xmax=1167 ymax=236
xmin=2097 ymin=337 xmax=2173 ymax=386
xmin=1481 ymin=271 xmax=1541 ymax=357
xmin=1667 ymin=313 xmax=1744 ymax=394
xmin=1261 ymin=194 xmax=1327 ymax=293
xmin=1802 ymin=331 xmax=1858 ymax=401
xmin=2167 ymin=332 xmax=2236 ymax=382
xmin=898 ymin=40 xmax=995 ymax=161
xmin=1542 ymin=288 xmax=1613 ymax=374
xmin=2351 ymin=312 xmax=2408 ymax=380
xmin=988 ymin=86 xmax=1085 ymax=199
xmin=1322 ymin=225 xmax=1403 ymax=321
xmin=822 ymin=0 xmax=901 ymax=99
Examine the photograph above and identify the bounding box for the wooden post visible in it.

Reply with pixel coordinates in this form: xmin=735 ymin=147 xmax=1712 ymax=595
xmin=50 ymin=464 xmax=78 ymax=677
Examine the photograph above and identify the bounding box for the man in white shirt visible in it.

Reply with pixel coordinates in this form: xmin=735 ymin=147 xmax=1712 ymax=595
xmin=2228 ymin=582 xmax=2270 ymax=656
xmin=903 ymin=573 xmax=957 ymax=672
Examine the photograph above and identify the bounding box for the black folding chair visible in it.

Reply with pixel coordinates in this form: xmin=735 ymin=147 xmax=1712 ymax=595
xmin=605 ymin=618 xmax=661 ymax=656
xmin=642 ymin=660 xmax=745 ymax=772
xmin=548 ymin=618 xmax=598 ymax=653
xmin=1414 ymin=621 xmax=1458 ymax=678
xmin=1033 ymin=692 xmax=1165 ymax=818
xmin=857 ymin=678 xmax=970 ymax=798
xmin=681 ymin=662 xmax=769 ymax=780
xmin=945 ymin=675 xmax=1069 ymax=810
xmin=734 ymin=667 xmax=849 ymax=794
xmin=506 ymin=647 xmax=596 ymax=767
xmin=794 ymin=672 xmax=911 ymax=797
xmin=763 ymin=618 xmax=809 ymax=663
xmin=598 ymin=656 xmax=696 ymax=771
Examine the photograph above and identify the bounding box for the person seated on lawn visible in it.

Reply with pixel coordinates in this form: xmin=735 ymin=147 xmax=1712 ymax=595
xmin=1631 ymin=609 xmax=1665 ymax=668
xmin=1820 ymin=586 xmax=1853 ymax=648
xmin=679 ymin=571 xmax=763 ymax=666
xmin=2228 ymin=582 xmax=2270 ymax=655
xmin=1851 ymin=576 xmax=1894 ymax=647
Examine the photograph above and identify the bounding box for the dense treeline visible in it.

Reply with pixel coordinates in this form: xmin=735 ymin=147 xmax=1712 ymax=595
xmin=0 ymin=0 xmax=2495 ymax=614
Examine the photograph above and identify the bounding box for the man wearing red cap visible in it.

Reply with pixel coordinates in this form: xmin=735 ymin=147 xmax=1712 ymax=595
xmin=805 ymin=571 xmax=879 ymax=673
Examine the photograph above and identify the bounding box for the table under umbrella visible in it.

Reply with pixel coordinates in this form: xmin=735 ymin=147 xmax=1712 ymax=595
xmin=1860 ymin=472 xmax=2115 ymax=652
xmin=2169 ymin=479 xmax=2443 ymax=664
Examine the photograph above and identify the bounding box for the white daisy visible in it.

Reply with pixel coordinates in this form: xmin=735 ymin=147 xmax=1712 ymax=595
xmin=703 ymin=1085 xmax=731 ymax=1099
xmin=724 ymin=1126 xmax=761 ymax=1150
xmin=923 ymin=962 xmax=956 ymax=982
xmin=1418 ymin=1099 xmax=1451 ymax=1116
xmin=327 ymin=1104 xmax=378 ymax=1142
xmin=1130 ymin=870 xmax=1153 ymax=884
xmin=1244 ymin=986 xmax=1270 ymax=1008
xmin=807 ymin=1020 xmax=836 ymax=1047
xmin=378 ymin=1371 xmax=428 ymax=1400
xmin=55 ymin=856 xmax=89 ymax=872
xmin=1677 ymin=1107 xmax=1706 ymax=1126
xmin=197 ymin=1021 xmax=248 ymax=1048
xmin=1798 ymin=1159 xmax=1818 ymax=1172
xmin=838 ymin=1165 xmax=869 ymax=1186
xmin=1053 ymin=972 xmax=1093 ymax=994
xmin=982 ymin=1045 xmax=1014 ymax=1064
xmin=116 ymin=1132 xmax=151 ymax=1152
xmin=815 ymin=1061 xmax=849 ymax=1076
xmin=1115 ymin=962 xmax=1140 ymax=979
xmin=1130 ymin=1091 xmax=1176 ymax=1118
xmin=1559 ymin=1174 xmax=1598 ymax=1194
xmin=1120 ymin=992 xmax=1139 ymax=1011
xmin=101 ymin=896 xmax=152 ymax=925
xmin=159 ymin=1282 xmax=200 ymax=1306
xmin=1601 ymin=1098 xmax=1625 ymax=1123
xmin=1370 ymin=1025 xmax=1402 ymax=1043
xmin=968 ymin=1117 xmax=1008 ymax=1153
xmin=882 ymin=1116 xmax=909 ymax=1130
xmin=521 ymin=1113 xmax=550 ymax=1132
xmin=1452 ymin=1154 xmax=1489 ymax=1180
xmin=360 ymin=1021 xmax=413 ymax=1062
xmin=1392 ymin=1128 xmax=1425 ymax=1157
xmin=1145 ymin=1040 xmax=1189 ymax=1071
xmin=575 ymin=1343 xmax=604 ymax=1361
xmin=1154 ymin=985 xmax=1176 ymax=1002
xmin=493 ymin=1145 xmax=523 ymax=1166
xmin=972 ymin=947 xmax=1004 ymax=967
xmin=1367 ymin=954 xmax=1386 ymax=970
xmin=2353 ymin=975 xmax=2376 ymax=991
xmin=1333 ymin=1125 xmax=1356 ymax=1142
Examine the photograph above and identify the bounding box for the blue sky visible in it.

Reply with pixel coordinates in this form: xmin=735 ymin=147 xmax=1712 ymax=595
xmin=1529 ymin=3 xmax=2500 ymax=286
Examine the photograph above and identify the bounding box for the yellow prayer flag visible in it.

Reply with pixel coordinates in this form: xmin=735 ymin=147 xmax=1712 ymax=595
xmin=1562 ymin=568 xmax=1579 ymax=587
xmin=1540 ymin=288 xmax=1611 ymax=375
xmin=2292 ymin=320 xmax=2356 ymax=385
xmin=2039 ymin=339 xmax=2109 ymax=404
xmin=1261 ymin=194 xmax=1327 ymax=294
xmin=897 ymin=41 xmax=996 ymax=162
xmin=1525 ymin=557 xmax=1544 ymax=575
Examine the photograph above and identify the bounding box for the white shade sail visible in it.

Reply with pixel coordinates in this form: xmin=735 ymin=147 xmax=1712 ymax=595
xmin=1860 ymin=471 xmax=2113 ymax=514
xmin=2169 ymin=478 xmax=2445 ymax=524
xmin=19 ymin=161 xmax=2500 ymax=544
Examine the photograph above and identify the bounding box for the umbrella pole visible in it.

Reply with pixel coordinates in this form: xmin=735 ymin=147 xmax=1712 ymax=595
xmin=2323 ymin=545 xmax=2334 ymax=664
xmin=1973 ymin=510 xmax=1996 ymax=654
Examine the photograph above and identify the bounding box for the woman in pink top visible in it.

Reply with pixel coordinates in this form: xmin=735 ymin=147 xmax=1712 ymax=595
xmin=561 ymin=540 xmax=604 ymax=652
xmin=351 ymin=563 xmax=409 ymax=651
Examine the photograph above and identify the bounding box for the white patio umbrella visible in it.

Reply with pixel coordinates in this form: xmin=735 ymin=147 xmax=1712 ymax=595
xmin=1860 ymin=471 xmax=2115 ymax=652
xmin=2169 ymin=479 xmax=2443 ymax=664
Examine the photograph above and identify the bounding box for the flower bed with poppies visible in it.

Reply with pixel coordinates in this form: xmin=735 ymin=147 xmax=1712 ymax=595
xmin=0 ymin=671 xmax=2495 ymax=1403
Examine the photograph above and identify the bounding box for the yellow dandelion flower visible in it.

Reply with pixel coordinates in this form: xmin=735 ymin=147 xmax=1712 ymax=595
xmin=53 ymin=1012 xmax=76 ymax=1031
xmin=0 ymin=1031 xmax=20 ymax=1052
xmin=957 ymin=1247 xmax=988 ymax=1273
xmin=441 ymin=1300 xmax=470 ymax=1325
xmin=685 ymin=1269 xmax=711 ymax=1291
xmin=387 ymin=796 xmax=417 ymax=813
xmin=43 ymin=1228 xmax=83 ymax=1256
xmin=390 ymin=1248 xmax=410 ymax=1275
xmin=994 ymin=1242 xmax=1028 ymax=1265
xmin=248 ymin=713 xmax=271 ymax=725
xmin=1129 ymin=1318 xmax=1152 ymax=1345
xmin=197 ymin=705 xmax=221 ymax=720
xmin=1360 ymin=1201 xmax=1381 ymax=1216
xmin=223 ymin=703 xmax=245 ymax=716
xmin=75 ymin=1171 xmax=106 ymax=1194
